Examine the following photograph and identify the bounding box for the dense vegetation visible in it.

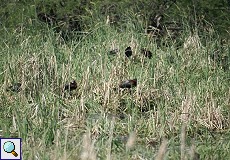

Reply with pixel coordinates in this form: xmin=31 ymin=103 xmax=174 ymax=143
xmin=0 ymin=0 xmax=229 ymax=159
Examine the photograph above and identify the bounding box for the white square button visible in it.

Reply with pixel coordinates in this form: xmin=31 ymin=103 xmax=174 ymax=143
xmin=0 ymin=138 xmax=22 ymax=160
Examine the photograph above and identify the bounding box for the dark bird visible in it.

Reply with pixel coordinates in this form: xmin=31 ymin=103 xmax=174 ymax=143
xmin=125 ymin=46 xmax=132 ymax=57
xmin=6 ymin=82 xmax=22 ymax=92
xmin=119 ymin=79 xmax=137 ymax=88
xmin=109 ymin=49 xmax=119 ymax=55
xmin=64 ymin=80 xmax=77 ymax=91
xmin=141 ymin=48 xmax=153 ymax=59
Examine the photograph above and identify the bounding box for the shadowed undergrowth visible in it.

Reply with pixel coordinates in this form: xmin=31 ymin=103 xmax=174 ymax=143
xmin=0 ymin=13 xmax=230 ymax=159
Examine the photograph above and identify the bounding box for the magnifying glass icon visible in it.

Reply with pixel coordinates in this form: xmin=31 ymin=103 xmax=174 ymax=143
xmin=3 ymin=141 xmax=18 ymax=157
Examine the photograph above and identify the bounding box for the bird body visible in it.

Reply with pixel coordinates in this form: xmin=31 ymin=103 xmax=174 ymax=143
xmin=64 ymin=80 xmax=77 ymax=91
xmin=141 ymin=48 xmax=153 ymax=59
xmin=109 ymin=49 xmax=119 ymax=55
xmin=125 ymin=46 xmax=132 ymax=57
xmin=119 ymin=79 xmax=137 ymax=88
xmin=6 ymin=83 xmax=21 ymax=92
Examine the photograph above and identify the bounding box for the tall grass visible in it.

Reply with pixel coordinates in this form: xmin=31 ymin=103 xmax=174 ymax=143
xmin=0 ymin=10 xmax=230 ymax=160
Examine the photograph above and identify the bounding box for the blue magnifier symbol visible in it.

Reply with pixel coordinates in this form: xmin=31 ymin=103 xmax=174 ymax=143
xmin=3 ymin=141 xmax=18 ymax=157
